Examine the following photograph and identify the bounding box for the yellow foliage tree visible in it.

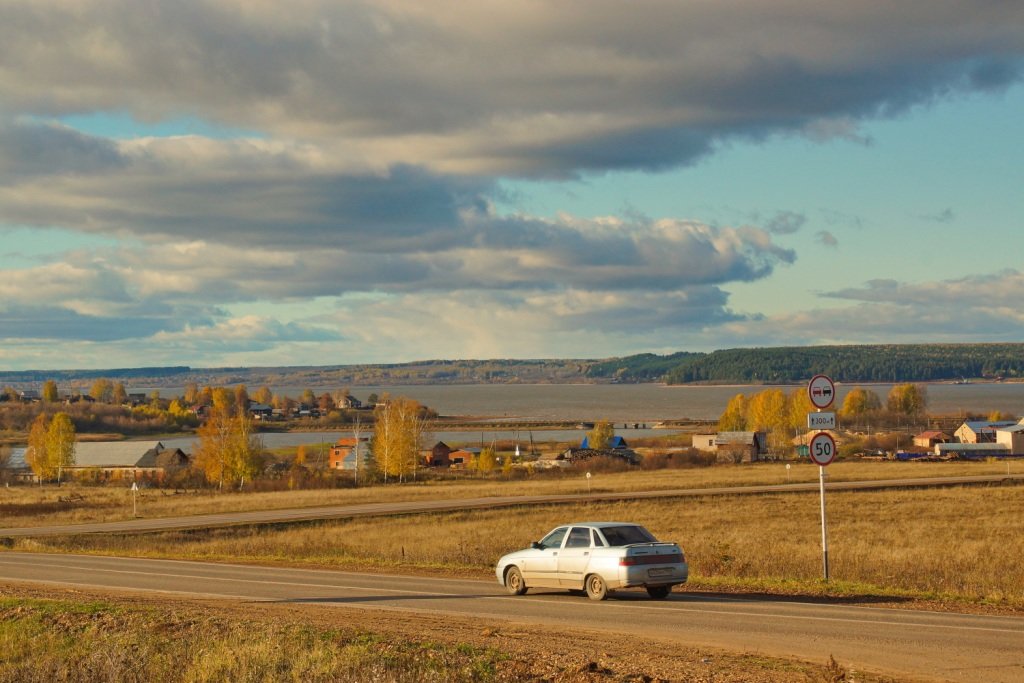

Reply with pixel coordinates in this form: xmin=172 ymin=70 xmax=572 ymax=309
xmin=887 ymin=384 xmax=927 ymax=416
xmin=26 ymin=414 xmax=50 ymax=480
xmin=46 ymin=412 xmax=76 ymax=482
xmin=477 ymin=447 xmax=497 ymax=473
xmin=373 ymin=396 xmax=427 ymax=483
xmin=193 ymin=399 xmax=262 ymax=490
xmin=587 ymin=420 xmax=615 ymax=449
xmin=718 ymin=394 xmax=748 ymax=431
xmin=840 ymin=387 xmax=882 ymax=421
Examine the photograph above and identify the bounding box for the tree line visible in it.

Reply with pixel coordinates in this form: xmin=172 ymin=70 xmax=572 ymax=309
xmin=718 ymin=383 xmax=930 ymax=456
xmin=588 ymin=344 xmax=1024 ymax=384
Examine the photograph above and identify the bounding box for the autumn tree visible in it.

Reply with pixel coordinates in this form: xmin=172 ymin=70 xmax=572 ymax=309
xmin=587 ymin=420 xmax=615 ymax=450
xmin=300 ymin=388 xmax=316 ymax=407
xmin=373 ymin=396 xmax=427 ymax=483
xmin=254 ymin=386 xmax=273 ymax=405
xmin=788 ymin=387 xmax=815 ymax=433
xmin=747 ymin=389 xmax=789 ymax=454
xmin=477 ymin=446 xmax=497 ymax=473
xmin=26 ymin=414 xmax=50 ymax=480
xmin=887 ymin=383 xmax=927 ymax=416
xmin=112 ymin=382 xmax=128 ymax=405
xmin=89 ymin=378 xmax=113 ymax=403
xmin=184 ymin=382 xmax=200 ymax=405
xmin=840 ymin=387 xmax=882 ymax=419
xmin=234 ymin=385 xmax=249 ymax=411
xmin=26 ymin=413 xmax=76 ymax=481
xmin=718 ymin=394 xmax=748 ymax=431
xmin=46 ymin=412 xmax=76 ymax=482
xmin=193 ymin=389 xmax=262 ymax=489
xmin=41 ymin=380 xmax=59 ymax=403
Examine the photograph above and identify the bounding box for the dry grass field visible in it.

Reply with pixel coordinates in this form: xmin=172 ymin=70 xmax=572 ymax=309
xmin=0 ymin=585 xmax=876 ymax=683
xmin=20 ymin=481 xmax=1024 ymax=609
xmin=2 ymin=459 xmax=1019 ymax=528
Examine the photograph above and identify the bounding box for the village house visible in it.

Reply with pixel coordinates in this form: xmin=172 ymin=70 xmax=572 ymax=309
xmin=448 ymin=447 xmax=481 ymax=467
xmin=425 ymin=441 xmax=453 ymax=467
xmin=694 ymin=432 xmax=769 ymax=463
xmin=995 ymin=423 xmax=1024 ymax=453
xmin=913 ymin=430 xmax=950 ymax=449
xmin=954 ymin=420 xmax=1018 ymax=443
xmin=65 ymin=441 xmax=190 ymax=483
xmin=327 ymin=437 xmax=371 ymax=470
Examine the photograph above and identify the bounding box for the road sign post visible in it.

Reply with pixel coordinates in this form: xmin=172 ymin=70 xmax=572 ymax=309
xmin=807 ymin=374 xmax=837 ymax=582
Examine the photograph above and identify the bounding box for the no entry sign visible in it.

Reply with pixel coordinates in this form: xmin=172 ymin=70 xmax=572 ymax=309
xmin=807 ymin=374 xmax=836 ymax=410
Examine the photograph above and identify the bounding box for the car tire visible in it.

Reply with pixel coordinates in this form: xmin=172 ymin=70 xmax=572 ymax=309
xmin=585 ymin=574 xmax=608 ymax=601
xmin=505 ymin=566 xmax=528 ymax=595
xmin=646 ymin=585 xmax=671 ymax=600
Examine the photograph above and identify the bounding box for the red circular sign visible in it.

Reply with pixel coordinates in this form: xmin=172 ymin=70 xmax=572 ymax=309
xmin=807 ymin=374 xmax=836 ymax=410
xmin=808 ymin=432 xmax=836 ymax=466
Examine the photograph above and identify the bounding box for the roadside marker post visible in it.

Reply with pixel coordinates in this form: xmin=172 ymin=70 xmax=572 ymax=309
xmin=131 ymin=481 xmax=138 ymax=517
xmin=807 ymin=374 xmax=836 ymax=582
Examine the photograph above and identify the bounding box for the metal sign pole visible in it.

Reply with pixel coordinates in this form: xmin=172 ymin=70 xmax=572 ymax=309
xmin=819 ymin=465 xmax=829 ymax=581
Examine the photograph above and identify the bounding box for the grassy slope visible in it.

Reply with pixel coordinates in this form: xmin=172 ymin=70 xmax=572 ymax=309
xmin=16 ymin=481 xmax=1024 ymax=610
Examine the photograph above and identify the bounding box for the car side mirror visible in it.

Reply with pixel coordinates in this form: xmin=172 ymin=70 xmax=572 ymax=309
xmin=531 ymin=541 xmax=542 ymax=550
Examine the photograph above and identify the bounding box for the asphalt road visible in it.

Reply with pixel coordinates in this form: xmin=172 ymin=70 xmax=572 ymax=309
xmin=1 ymin=552 xmax=1021 ymax=682
xmin=1 ymin=474 xmax=1020 ymax=538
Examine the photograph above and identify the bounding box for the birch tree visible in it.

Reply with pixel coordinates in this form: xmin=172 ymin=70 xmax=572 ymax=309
xmin=46 ymin=412 xmax=76 ymax=483
xmin=373 ymin=396 xmax=427 ymax=483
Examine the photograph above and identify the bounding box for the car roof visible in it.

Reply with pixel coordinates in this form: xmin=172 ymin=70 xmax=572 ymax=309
xmin=559 ymin=522 xmax=643 ymax=528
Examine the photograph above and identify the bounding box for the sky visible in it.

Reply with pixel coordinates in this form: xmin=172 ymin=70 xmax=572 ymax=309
xmin=0 ymin=1 xmax=1022 ymax=370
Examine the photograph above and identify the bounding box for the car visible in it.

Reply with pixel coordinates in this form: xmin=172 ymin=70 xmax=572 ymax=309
xmin=495 ymin=521 xmax=688 ymax=600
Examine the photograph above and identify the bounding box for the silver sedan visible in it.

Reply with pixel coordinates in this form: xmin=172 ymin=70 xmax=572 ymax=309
xmin=495 ymin=521 xmax=688 ymax=600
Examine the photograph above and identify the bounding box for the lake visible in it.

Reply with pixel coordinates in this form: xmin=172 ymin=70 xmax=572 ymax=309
xmin=151 ymin=381 xmax=1024 ymax=453
xmin=143 ymin=381 xmax=1024 ymax=423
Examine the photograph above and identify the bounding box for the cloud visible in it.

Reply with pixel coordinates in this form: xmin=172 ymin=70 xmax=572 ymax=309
xmin=816 ymin=231 xmax=838 ymax=247
xmin=823 ymin=269 xmax=1024 ymax=307
xmin=765 ymin=211 xmax=806 ymax=235
xmin=922 ymin=208 xmax=956 ymax=223
xmin=0 ymin=2 xmax=1020 ymax=175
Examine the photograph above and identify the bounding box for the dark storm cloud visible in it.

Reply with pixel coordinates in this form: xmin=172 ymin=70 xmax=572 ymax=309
xmin=0 ymin=2 xmax=1020 ymax=174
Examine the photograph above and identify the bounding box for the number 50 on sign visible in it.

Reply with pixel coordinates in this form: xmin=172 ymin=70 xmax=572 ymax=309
xmin=809 ymin=432 xmax=836 ymax=466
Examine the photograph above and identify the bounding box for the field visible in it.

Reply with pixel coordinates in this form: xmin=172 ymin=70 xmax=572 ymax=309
xmin=0 ymin=584 xmax=879 ymax=683
xmin=13 ymin=480 xmax=1024 ymax=610
xmin=2 ymin=458 xmax=1019 ymax=528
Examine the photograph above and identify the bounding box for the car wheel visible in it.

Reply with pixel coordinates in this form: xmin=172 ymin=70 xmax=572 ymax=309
xmin=646 ymin=585 xmax=671 ymax=600
xmin=505 ymin=566 xmax=528 ymax=595
xmin=585 ymin=574 xmax=608 ymax=601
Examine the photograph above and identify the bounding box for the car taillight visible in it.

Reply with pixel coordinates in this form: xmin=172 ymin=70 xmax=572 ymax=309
xmin=619 ymin=557 xmax=637 ymax=566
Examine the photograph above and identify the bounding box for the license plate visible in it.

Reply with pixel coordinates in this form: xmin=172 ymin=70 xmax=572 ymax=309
xmin=647 ymin=567 xmax=673 ymax=578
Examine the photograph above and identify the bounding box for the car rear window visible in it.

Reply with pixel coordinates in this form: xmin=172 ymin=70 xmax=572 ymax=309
xmin=600 ymin=525 xmax=657 ymax=546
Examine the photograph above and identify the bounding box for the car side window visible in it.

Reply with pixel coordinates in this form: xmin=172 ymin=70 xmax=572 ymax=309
xmin=591 ymin=529 xmax=606 ymax=547
xmin=539 ymin=527 xmax=568 ymax=549
xmin=565 ymin=527 xmax=592 ymax=549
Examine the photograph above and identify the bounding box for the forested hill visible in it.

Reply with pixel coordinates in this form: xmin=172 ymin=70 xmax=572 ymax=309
xmin=3 ymin=344 xmax=1023 ymax=388
xmin=586 ymin=344 xmax=1024 ymax=384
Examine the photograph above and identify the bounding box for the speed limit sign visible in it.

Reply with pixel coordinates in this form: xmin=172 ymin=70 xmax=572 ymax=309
xmin=808 ymin=432 xmax=836 ymax=466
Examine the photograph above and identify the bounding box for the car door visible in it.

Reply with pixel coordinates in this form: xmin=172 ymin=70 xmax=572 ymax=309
xmin=556 ymin=526 xmax=594 ymax=588
xmin=520 ymin=526 xmax=567 ymax=587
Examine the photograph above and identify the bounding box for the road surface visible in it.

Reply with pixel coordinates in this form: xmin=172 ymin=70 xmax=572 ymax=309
xmin=1 ymin=552 xmax=1021 ymax=682
xmin=1 ymin=474 xmax=1020 ymax=537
